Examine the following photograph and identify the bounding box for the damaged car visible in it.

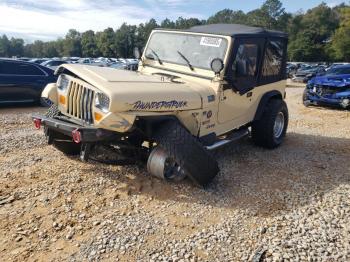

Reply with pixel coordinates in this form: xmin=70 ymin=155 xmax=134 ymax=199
xmin=303 ymin=64 xmax=350 ymax=109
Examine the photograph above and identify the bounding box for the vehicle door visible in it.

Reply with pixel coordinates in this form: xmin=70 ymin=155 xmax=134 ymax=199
xmin=218 ymin=38 xmax=264 ymax=125
xmin=0 ymin=61 xmax=47 ymax=103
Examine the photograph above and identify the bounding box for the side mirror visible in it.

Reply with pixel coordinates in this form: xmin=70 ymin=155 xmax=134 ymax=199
xmin=133 ymin=47 xmax=141 ymax=59
xmin=210 ymin=58 xmax=224 ymax=75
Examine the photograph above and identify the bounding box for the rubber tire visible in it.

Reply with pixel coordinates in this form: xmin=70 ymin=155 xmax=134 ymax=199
xmin=252 ymin=99 xmax=289 ymax=149
xmin=153 ymin=121 xmax=219 ymax=187
xmin=44 ymin=104 xmax=81 ymax=155
xmin=302 ymin=89 xmax=311 ymax=107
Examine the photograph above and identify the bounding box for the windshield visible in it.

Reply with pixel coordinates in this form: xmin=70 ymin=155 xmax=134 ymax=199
xmin=326 ymin=66 xmax=350 ymax=76
xmin=145 ymin=32 xmax=228 ymax=70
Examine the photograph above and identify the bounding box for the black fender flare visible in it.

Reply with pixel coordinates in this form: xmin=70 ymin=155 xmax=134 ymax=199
xmin=254 ymin=90 xmax=283 ymax=121
xmin=135 ymin=115 xmax=181 ymax=138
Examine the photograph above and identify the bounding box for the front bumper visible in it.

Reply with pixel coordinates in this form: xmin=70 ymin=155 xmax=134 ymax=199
xmin=305 ymin=90 xmax=350 ymax=107
xmin=32 ymin=114 xmax=120 ymax=142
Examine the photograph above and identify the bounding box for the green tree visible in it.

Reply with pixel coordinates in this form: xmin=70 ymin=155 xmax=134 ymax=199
xmin=9 ymin=38 xmax=24 ymax=57
xmin=208 ymin=9 xmax=247 ymax=24
xmin=115 ymin=24 xmax=137 ymax=57
xmin=63 ymin=29 xmax=82 ymax=57
xmin=287 ymin=3 xmax=340 ymax=61
xmin=331 ymin=7 xmax=350 ymax=61
xmin=160 ymin=18 xmax=175 ymax=28
xmin=81 ymin=30 xmax=100 ymax=57
xmin=175 ymin=17 xmax=202 ymax=29
xmin=97 ymin=28 xmax=116 ymax=57
xmin=43 ymin=41 xmax=60 ymax=57
xmin=0 ymin=35 xmax=11 ymax=57
xmin=30 ymin=40 xmax=45 ymax=57
xmin=246 ymin=0 xmax=287 ymax=30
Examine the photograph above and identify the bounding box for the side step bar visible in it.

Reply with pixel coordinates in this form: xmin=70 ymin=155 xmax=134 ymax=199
xmin=206 ymin=128 xmax=249 ymax=151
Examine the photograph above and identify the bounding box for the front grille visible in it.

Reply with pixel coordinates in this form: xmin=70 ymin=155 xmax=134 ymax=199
xmin=66 ymin=81 xmax=95 ymax=124
xmin=315 ymin=85 xmax=348 ymax=96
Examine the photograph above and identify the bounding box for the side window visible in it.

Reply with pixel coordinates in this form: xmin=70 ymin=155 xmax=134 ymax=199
xmin=261 ymin=40 xmax=285 ymax=81
xmin=0 ymin=61 xmax=44 ymax=75
xmin=21 ymin=65 xmax=45 ymax=75
xmin=0 ymin=61 xmax=18 ymax=74
xmin=233 ymin=44 xmax=259 ymax=77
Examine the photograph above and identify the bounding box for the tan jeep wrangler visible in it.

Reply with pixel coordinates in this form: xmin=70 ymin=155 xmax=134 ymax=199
xmin=33 ymin=24 xmax=289 ymax=186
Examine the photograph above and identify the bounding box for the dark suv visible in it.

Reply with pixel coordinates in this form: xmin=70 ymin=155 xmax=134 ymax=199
xmin=0 ymin=59 xmax=57 ymax=106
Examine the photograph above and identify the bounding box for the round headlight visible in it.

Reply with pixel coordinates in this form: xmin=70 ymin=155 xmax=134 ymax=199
xmin=95 ymin=93 xmax=110 ymax=113
xmin=210 ymin=58 xmax=224 ymax=74
xmin=57 ymin=75 xmax=69 ymax=92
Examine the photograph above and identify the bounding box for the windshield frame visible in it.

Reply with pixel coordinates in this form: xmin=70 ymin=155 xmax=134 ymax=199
xmin=143 ymin=30 xmax=231 ymax=74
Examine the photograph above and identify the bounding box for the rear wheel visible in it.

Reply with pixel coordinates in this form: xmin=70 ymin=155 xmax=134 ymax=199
xmin=152 ymin=120 xmax=219 ymax=186
xmin=252 ymin=99 xmax=289 ymax=149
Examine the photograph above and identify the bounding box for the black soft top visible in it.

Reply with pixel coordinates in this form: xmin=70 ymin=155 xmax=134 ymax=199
xmin=181 ymin=24 xmax=287 ymax=38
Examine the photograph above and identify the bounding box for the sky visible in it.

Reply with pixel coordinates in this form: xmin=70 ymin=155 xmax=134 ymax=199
xmin=0 ymin=0 xmax=347 ymax=42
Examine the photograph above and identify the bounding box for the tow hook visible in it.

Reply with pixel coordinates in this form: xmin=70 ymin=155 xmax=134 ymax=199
xmin=72 ymin=129 xmax=82 ymax=144
xmin=33 ymin=118 xmax=42 ymax=129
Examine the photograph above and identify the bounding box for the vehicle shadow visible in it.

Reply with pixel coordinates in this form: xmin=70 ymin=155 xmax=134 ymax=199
xmin=84 ymin=132 xmax=350 ymax=217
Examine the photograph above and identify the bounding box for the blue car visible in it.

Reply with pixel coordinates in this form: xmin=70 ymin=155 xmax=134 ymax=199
xmin=303 ymin=64 xmax=350 ymax=109
xmin=0 ymin=59 xmax=57 ymax=106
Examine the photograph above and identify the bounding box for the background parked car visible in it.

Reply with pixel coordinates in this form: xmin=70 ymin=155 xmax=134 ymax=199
xmin=41 ymin=60 xmax=68 ymax=70
xmin=108 ymin=61 xmax=127 ymax=70
xmin=303 ymin=64 xmax=350 ymax=109
xmin=0 ymin=59 xmax=57 ymax=106
xmin=292 ymin=65 xmax=326 ymax=83
xmin=29 ymin=58 xmax=49 ymax=64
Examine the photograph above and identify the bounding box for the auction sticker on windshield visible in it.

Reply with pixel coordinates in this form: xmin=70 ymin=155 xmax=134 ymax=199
xmin=200 ymin=37 xmax=222 ymax=47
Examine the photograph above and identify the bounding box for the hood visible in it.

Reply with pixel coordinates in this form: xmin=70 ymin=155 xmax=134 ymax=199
xmin=57 ymin=64 xmax=204 ymax=112
xmin=309 ymin=74 xmax=350 ymax=88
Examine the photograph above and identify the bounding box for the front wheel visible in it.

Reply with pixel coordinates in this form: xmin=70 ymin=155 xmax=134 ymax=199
xmin=252 ymin=99 xmax=289 ymax=149
xmin=152 ymin=121 xmax=219 ymax=186
xmin=302 ymin=89 xmax=311 ymax=107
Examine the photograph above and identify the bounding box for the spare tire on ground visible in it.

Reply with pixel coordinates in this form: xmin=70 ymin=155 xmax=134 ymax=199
xmin=153 ymin=120 xmax=219 ymax=187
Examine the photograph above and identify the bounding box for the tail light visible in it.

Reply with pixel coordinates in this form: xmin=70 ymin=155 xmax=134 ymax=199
xmin=33 ymin=118 xmax=42 ymax=129
xmin=72 ymin=129 xmax=82 ymax=144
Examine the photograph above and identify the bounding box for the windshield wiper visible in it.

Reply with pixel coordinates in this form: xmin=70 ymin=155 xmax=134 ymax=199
xmin=150 ymin=49 xmax=163 ymax=65
xmin=177 ymin=51 xmax=194 ymax=71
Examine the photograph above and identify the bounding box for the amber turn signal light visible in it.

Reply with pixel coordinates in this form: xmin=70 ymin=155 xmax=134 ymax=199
xmin=59 ymin=95 xmax=66 ymax=105
xmin=94 ymin=112 xmax=103 ymax=122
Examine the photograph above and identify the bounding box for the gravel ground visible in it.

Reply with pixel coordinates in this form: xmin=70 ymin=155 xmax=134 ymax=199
xmin=0 ymin=88 xmax=349 ymax=262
